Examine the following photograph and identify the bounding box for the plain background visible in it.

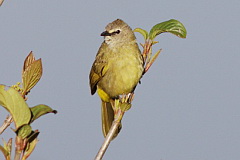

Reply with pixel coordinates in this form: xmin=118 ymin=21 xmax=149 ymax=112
xmin=0 ymin=0 xmax=240 ymax=160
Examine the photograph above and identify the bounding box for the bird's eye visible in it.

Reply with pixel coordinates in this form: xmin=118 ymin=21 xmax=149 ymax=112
xmin=115 ymin=30 xmax=120 ymax=34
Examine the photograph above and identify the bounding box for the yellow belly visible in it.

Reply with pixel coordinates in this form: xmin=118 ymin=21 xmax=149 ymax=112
xmin=97 ymin=53 xmax=143 ymax=98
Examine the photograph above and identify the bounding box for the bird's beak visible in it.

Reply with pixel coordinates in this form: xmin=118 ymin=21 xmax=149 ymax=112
xmin=101 ymin=31 xmax=111 ymax=36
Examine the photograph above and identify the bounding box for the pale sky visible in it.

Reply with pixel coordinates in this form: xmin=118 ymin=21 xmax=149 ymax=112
xmin=0 ymin=0 xmax=240 ymax=160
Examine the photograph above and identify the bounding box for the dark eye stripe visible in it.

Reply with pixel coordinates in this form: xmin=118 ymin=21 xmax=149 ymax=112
xmin=112 ymin=30 xmax=120 ymax=35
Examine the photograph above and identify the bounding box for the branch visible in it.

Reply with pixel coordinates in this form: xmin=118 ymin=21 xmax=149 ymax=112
xmin=14 ymin=137 xmax=23 ymax=160
xmin=94 ymin=96 xmax=131 ymax=160
xmin=94 ymin=119 xmax=122 ymax=160
xmin=0 ymin=0 xmax=4 ymax=6
xmin=0 ymin=115 xmax=13 ymax=134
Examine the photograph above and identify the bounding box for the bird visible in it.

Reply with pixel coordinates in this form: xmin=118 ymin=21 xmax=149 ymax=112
xmin=89 ymin=19 xmax=144 ymax=139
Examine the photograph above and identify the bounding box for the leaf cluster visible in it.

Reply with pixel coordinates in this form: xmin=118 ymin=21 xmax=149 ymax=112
xmin=0 ymin=52 xmax=57 ymax=160
xmin=134 ymin=19 xmax=187 ymax=74
xmin=134 ymin=19 xmax=187 ymax=41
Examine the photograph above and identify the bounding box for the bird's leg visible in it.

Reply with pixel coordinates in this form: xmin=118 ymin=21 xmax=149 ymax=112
xmin=119 ymin=93 xmax=134 ymax=103
xmin=128 ymin=93 xmax=135 ymax=103
xmin=117 ymin=93 xmax=134 ymax=112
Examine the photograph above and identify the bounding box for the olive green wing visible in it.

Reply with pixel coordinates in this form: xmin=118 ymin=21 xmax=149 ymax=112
xmin=89 ymin=57 xmax=109 ymax=95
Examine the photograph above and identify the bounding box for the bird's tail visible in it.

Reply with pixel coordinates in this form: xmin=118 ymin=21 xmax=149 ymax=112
xmin=101 ymin=101 xmax=122 ymax=139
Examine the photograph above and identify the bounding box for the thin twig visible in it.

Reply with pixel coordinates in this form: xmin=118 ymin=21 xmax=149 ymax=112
xmin=0 ymin=0 xmax=4 ymax=6
xmin=0 ymin=115 xmax=13 ymax=134
xmin=144 ymin=49 xmax=162 ymax=73
xmin=14 ymin=137 xmax=22 ymax=160
xmin=94 ymin=119 xmax=122 ymax=160
xmin=14 ymin=151 xmax=21 ymax=160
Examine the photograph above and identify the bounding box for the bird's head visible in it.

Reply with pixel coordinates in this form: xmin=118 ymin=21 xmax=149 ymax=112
xmin=101 ymin=19 xmax=136 ymax=47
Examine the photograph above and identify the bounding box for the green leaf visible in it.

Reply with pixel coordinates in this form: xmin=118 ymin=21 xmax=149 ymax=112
xmin=27 ymin=130 xmax=39 ymax=143
xmin=3 ymin=138 xmax=12 ymax=155
xmin=0 ymin=85 xmax=31 ymax=130
xmin=149 ymin=19 xmax=187 ymax=40
xmin=17 ymin=124 xmax=32 ymax=139
xmin=0 ymin=138 xmax=12 ymax=160
xmin=30 ymin=104 xmax=57 ymax=123
xmin=22 ymin=138 xmax=38 ymax=160
xmin=22 ymin=52 xmax=43 ymax=96
xmin=0 ymin=145 xmax=9 ymax=160
xmin=134 ymin=28 xmax=149 ymax=40
xmin=119 ymin=102 xmax=132 ymax=112
xmin=23 ymin=51 xmax=36 ymax=72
